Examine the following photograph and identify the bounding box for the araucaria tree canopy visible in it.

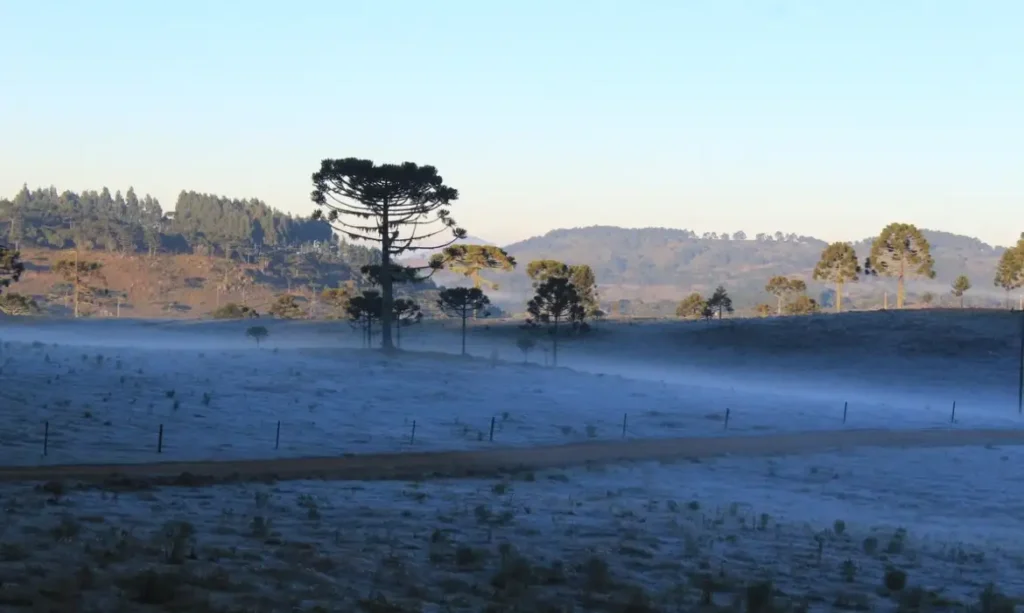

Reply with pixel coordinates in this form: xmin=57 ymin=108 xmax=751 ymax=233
xmin=812 ymin=242 xmax=860 ymax=313
xmin=311 ymin=158 xmax=465 ymax=350
xmin=867 ymin=223 xmax=935 ymax=309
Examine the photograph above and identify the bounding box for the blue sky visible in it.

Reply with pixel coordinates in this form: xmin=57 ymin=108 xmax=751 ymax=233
xmin=1 ymin=1 xmax=1021 ymax=247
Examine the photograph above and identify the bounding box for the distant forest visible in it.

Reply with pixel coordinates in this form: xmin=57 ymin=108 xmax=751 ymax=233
xmin=0 ymin=185 xmax=380 ymax=269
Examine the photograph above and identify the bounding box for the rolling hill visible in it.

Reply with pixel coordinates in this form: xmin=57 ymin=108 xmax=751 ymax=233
xmin=427 ymin=226 xmax=1012 ymax=314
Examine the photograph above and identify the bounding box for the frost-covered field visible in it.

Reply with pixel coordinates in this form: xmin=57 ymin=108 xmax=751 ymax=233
xmin=0 ymin=316 xmax=1020 ymax=466
xmin=1 ymin=445 xmax=1020 ymax=612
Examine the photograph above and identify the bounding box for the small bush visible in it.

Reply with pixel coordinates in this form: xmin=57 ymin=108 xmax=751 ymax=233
xmin=884 ymin=567 xmax=908 ymax=592
xmin=211 ymin=303 xmax=259 ymax=319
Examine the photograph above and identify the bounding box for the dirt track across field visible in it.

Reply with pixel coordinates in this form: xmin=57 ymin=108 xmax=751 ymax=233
xmin=2 ymin=427 xmax=1024 ymax=486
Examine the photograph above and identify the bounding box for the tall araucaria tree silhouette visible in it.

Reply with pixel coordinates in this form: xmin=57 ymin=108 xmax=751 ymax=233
xmin=311 ymin=158 xmax=465 ymax=350
xmin=437 ymin=287 xmax=491 ymax=355
xmin=526 ymin=276 xmax=584 ymax=367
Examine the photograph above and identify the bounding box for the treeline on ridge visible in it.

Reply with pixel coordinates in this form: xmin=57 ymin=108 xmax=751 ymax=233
xmin=0 ymin=185 xmax=368 ymax=263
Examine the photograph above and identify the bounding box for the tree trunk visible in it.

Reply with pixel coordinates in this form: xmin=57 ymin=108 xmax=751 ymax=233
xmin=960 ymin=295 xmax=964 ymax=309
xmin=379 ymin=206 xmax=394 ymax=350
xmin=72 ymin=248 xmax=78 ymax=319
xmin=897 ymin=260 xmax=906 ymax=309
xmin=776 ymin=295 xmax=782 ymax=316
xmin=552 ymin=316 xmax=559 ymax=367
xmin=461 ymin=305 xmax=467 ymax=355
xmin=835 ymin=281 xmax=843 ymax=313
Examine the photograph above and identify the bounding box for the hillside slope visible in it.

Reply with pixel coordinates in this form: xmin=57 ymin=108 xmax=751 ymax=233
xmin=427 ymin=226 xmax=1010 ymax=313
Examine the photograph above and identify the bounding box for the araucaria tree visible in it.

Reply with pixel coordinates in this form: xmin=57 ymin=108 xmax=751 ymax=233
xmin=435 ymin=245 xmax=516 ymax=290
xmin=994 ymin=236 xmax=1023 ymax=308
xmin=812 ymin=242 xmax=861 ymax=313
xmin=392 ymin=297 xmax=422 ymax=348
xmin=437 ymin=287 xmax=491 ymax=355
xmin=867 ymin=223 xmax=935 ymax=309
xmin=706 ymin=285 xmax=733 ymax=320
xmin=526 ymin=277 xmax=583 ymax=367
xmin=764 ymin=276 xmax=807 ymax=315
xmin=311 ymin=158 xmax=464 ymax=350
xmin=246 ymin=325 xmax=269 ymax=348
xmin=951 ymin=275 xmax=971 ymax=308
xmin=526 ymin=259 xmax=600 ymax=319
xmin=52 ymin=256 xmax=105 ymax=317
xmin=346 ymin=290 xmax=383 ymax=348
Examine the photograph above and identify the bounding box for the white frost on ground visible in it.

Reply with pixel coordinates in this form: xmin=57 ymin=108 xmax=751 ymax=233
xmin=0 ymin=335 xmax=1018 ymax=467
xmin=0 ymin=446 xmax=1019 ymax=611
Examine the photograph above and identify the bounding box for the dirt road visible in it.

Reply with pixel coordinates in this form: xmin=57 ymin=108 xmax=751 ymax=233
xmin=2 ymin=427 xmax=1023 ymax=486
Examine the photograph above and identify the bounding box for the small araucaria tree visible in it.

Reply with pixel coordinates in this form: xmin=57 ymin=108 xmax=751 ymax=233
xmin=526 ymin=259 xmax=600 ymax=319
xmin=675 ymin=292 xmax=705 ymax=320
xmin=812 ymin=242 xmax=861 ymax=313
xmin=706 ymin=285 xmax=734 ymax=320
xmin=994 ymin=236 xmax=1024 ymax=309
xmin=765 ymin=276 xmax=808 ymax=316
xmin=516 ymin=337 xmax=536 ymax=364
xmin=437 ymin=287 xmax=491 ymax=356
xmin=311 ymin=158 xmax=465 ymax=351
xmin=867 ymin=223 xmax=935 ymax=309
xmin=526 ymin=276 xmax=584 ymax=367
xmin=346 ymin=290 xmax=383 ymax=348
xmin=951 ymin=274 xmax=971 ymax=308
xmin=392 ymin=296 xmax=422 ymax=348
xmin=246 ymin=325 xmax=269 ymax=348
xmin=52 ymin=255 xmax=106 ymax=318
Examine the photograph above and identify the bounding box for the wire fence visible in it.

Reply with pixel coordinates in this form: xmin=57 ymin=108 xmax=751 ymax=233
xmin=1 ymin=395 xmax=984 ymax=469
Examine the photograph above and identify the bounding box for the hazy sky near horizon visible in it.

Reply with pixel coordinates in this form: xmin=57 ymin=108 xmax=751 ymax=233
xmin=2 ymin=1 xmax=1021 ymax=247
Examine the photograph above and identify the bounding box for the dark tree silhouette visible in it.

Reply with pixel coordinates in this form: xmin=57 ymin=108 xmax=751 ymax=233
xmin=392 ymin=297 xmax=422 ymax=348
xmin=246 ymin=325 xmax=269 ymax=347
xmin=525 ymin=259 xmax=600 ymax=318
xmin=516 ymin=337 xmax=536 ymax=363
xmin=706 ymin=285 xmax=733 ymax=320
xmin=437 ymin=287 xmax=491 ymax=355
xmin=526 ymin=276 xmax=583 ymax=367
xmin=347 ymin=290 xmax=383 ymax=348
xmin=311 ymin=158 xmax=464 ymax=350
xmin=868 ymin=223 xmax=935 ymax=309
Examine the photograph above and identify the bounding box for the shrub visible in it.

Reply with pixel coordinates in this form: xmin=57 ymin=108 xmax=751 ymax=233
xmin=211 ymin=303 xmax=259 ymax=319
